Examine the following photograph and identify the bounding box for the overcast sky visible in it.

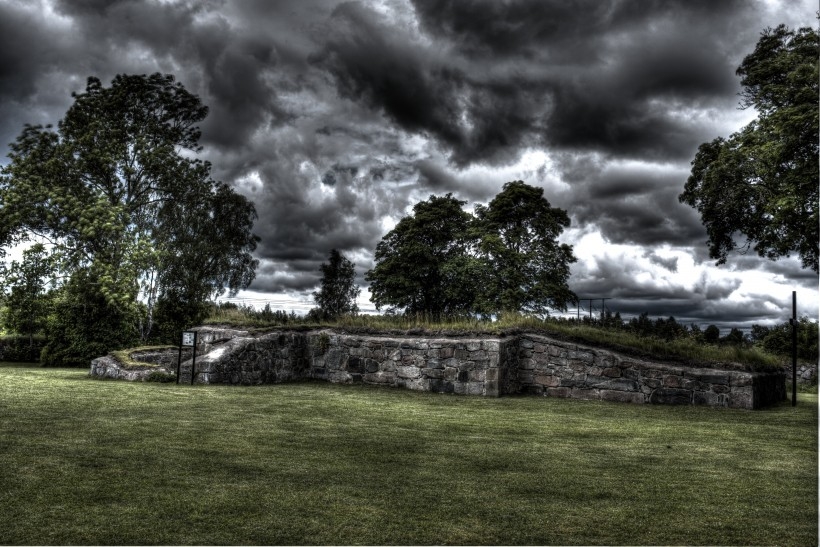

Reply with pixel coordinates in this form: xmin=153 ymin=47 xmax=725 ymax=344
xmin=1 ymin=0 xmax=817 ymax=330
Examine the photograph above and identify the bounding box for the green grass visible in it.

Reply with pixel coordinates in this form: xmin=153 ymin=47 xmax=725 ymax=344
xmin=110 ymin=345 xmax=179 ymax=369
xmin=0 ymin=363 xmax=816 ymax=545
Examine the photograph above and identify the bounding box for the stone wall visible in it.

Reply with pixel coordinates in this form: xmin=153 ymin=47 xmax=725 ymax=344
xmin=304 ymin=332 xmax=517 ymax=397
xmin=91 ymin=327 xmax=787 ymax=409
xmin=513 ymin=334 xmax=784 ymax=409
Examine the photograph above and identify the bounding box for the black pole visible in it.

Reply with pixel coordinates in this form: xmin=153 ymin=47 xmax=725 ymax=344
xmin=791 ymin=291 xmax=797 ymax=406
xmin=176 ymin=341 xmax=183 ymax=385
xmin=190 ymin=331 xmax=198 ymax=385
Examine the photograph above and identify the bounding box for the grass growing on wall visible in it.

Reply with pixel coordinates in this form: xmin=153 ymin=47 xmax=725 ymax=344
xmin=204 ymin=309 xmax=783 ymax=370
xmin=0 ymin=363 xmax=816 ymax=545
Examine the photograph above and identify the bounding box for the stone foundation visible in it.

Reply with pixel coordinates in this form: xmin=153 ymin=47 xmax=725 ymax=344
xmin=91 ymin=327 xmax=787 ymax=409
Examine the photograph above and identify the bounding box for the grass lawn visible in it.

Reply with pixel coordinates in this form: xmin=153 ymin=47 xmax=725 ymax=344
xmin=0 ymin=364 xmax=816 ymax=545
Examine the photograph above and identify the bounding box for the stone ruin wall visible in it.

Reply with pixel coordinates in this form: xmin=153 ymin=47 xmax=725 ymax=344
xmin=92 ymin=327 xmax=787 ymax=409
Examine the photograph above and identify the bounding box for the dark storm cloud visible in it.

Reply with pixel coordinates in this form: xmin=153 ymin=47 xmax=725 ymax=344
xmin=0 ymin=0 xmax=815 ymax=322
xmin=551 ymin=153 xmax=706 ymax=247
xmin=315 ymin=0 xmax=752 ymax=164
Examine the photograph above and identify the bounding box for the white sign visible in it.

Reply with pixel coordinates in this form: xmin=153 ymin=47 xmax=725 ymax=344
xmin=181 ymin=331 xmax=196 ymax=347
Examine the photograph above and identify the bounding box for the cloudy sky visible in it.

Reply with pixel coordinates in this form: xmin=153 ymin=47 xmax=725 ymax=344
xmin=1 ymin=0 xmax=817 ymax=330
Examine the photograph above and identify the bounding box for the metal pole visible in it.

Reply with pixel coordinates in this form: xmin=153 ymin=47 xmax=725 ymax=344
xmin=190 ymin=331 xmax=198 ymax=386
xmin=791 ymin=291 xmax=797 ymax=406
xmin=176 ymin=340 xmax=183 ymax=385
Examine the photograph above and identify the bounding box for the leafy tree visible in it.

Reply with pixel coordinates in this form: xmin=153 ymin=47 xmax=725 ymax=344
xmin=703 ymin=324 xmax=721 ymax=344
xmin=365 ymin=194 xmax=480 ymax=317
xmin=680 ymin=25 xmax=819 ymax=272
xmin=312 ymin=249 xmax=360 ymax=320
xmin=40 ymin=269 xmax=139 ymax=367
xmin=0 ymin=243 xmax=53 ymax=347
xmin=0 ymin=73 xmax=259 ymax=360
xmin=474 ymin=181 xmax=576 ymax=315
xmin=720 ymin=327 xmax=747 ymax=347
xmin=751 ymin=317 xmax=818 ymax=360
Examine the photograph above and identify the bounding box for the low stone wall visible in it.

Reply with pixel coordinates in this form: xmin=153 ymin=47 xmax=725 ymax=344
xmin=304 ymin=333 xmax=518 ymax=397
xmin=513 ymin=334 xmax=784 ymax=409
xmin=90 ymin=327 xmax=787 ymax=409
xmin=782 ymin=361 xmax=818 ymax=385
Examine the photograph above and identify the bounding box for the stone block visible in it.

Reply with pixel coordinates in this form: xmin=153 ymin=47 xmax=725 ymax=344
xmin=643 ymin=378 xmax=662 ymax=389
xmin=685 ymin=370 xmax=729 ymax=385
xmin=439 ymin=347 xmax=454 ymax=359
xmin=427 ymin=358 xmax=444 ymax=370
xmin=485 ymin=380 xmax=500 ymax=397
xmin=545 ymin=387 xmax=571 ymax=398
xmin=466 ymin=382 xmax=484 ymax=396
xmin=346 ymin=356 xmax=363 ymax=373
xmin=454 ymin=348 xmax=470 ymax=360
xmin=649 ymin=388 xmax=691 ymax=405
xmin=482 ymin=340 xmax=500 ymax=352
xmin=568 ymin=350 xmax=593 ymax=362
xmin=727 ymin=391 xmax=753 ymax=409
xmin=569 ymin=361 xmax=587 ymax=373
xmin=693 ymin=391 xmax=722 ymax=406
xmin=397 ymin=365 xmax=421 ymax=379
xmin=729 ymin=372 xmax=753 ymax=387
xmin=519 ymin=358 xmax=536 ymax=370
xmin=466 ymin=341 xmax=482 ymax=351
xmin=444 ymin=367 xmax=458 ymax=381
xmin=468 ymin=369 xmax=486 ymax=382
xmin=486 ymin=368 xmax=499 ymax=381
xmin=622 ymin=369 xmax=639 ymax=380
xmin=425 ymin=368 xmax=444 ymax=379
xmin=570 ymin=388 xmax=600 ymax=401
xmin=663 ymin=375 xmax=684 ymax=388
xmin=519 ymin=338 xmax=534 ymax=349
xmin=535 ymin=374 xmax=561 ymax=388
xmin=600 ymin=390 xmax=644 ymax=404
xmin=602 ymin=378 xmax=639 ymax=392
xmin=602 ymin=367 xmax=621 ymax=378
xmin=520 ymin=385 xmax=544 ymax=395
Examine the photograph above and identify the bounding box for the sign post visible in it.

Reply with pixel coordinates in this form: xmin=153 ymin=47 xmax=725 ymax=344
xmin=177 ymin=330 xmax=198 ymax=385
xmin=790 ymin=291 xmax=797 ymax=406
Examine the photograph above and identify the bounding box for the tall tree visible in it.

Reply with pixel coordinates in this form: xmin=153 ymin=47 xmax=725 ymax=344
xmin=365 ymin=194 xmax=480 ymax=317
xmin=313 ymin=249 xmax=360 ymax=320
xmin=0 ymin=73 xmax=259 ymax=358
xmin=365 ymin=184 xmax=576 ymax=317
xmin=679 ymin=25 xmax=819 ymax=272
xmin=474 ymin=181 xmax=577 ymax=315
xmin=0 ymin=244 xmax=53 ymax=348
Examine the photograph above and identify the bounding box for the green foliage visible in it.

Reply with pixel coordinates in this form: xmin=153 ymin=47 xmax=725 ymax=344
xmin=475 ymin=181 xmax=577 ymax=314
xmin=312 ymin=249 xmax=360 ymax=320
xmin=365 ymin=182 xmax=577 ymax=317
xmin=0 ymin=244 xmax=53 ymax=346
xmin=366 ymin=193 xmax=479 ymax=317
xmin=679 ymin=25 xmax=819 ymax=272
xmin=0 ymin=73 xmax=259 ymax=361
xmin=40 ymin=269 xmax=139 ymax=367
xmin=751 ymin=316 xmax=818 ymax=361
xmin=0 ymin=335 xmax=47 ymax=362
